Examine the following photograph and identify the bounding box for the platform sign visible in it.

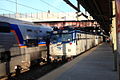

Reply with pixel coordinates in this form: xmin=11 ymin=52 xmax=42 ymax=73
xmin=116 ymin=0 xmax=120 ymax=52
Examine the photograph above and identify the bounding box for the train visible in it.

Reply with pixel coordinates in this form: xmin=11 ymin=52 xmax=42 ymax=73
xmin=0 ymin=21 xmax=53 ymax=78
xmin=49 ymin=29 xmax=103 ymax=61
xmin=0 ymin=17 xmax=103 ymax=78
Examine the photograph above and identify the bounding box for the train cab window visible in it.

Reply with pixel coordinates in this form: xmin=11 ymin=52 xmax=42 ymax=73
xmin=0 ymin=22 xmax=10 ymax=33
xmin=51 ymin=34 xmax=59 ymax=43
xmin=62 ymin=34 xmax=72 ymax=42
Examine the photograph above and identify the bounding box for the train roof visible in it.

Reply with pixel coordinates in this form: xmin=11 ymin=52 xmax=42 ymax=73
xmin=51 ymin=29 xmax=100 ymax=35
xmin=0 ymin=16 xmax=33 ymax=25
xmin=0 ymin=16 xmax=53 ymax=30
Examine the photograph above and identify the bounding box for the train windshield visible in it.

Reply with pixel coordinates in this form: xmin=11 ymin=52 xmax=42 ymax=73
xmin=62 ymin=33 xmax=72 ymax=42
xmin=51 ymin=34 xmax=60 ymax=43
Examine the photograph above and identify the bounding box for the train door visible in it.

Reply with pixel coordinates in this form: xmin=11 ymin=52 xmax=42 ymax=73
xmin=95 ymin=35 xmax=99 ymax=45
xmin=87 ymin=34 xmax=91 ymax=49
xmin=80 ymin=33 xmax=85 ymax=52
xmin=76 ymin=32 xmax=82 ymax=55
xmin=84 ymin=33 xmax=87 ymax=51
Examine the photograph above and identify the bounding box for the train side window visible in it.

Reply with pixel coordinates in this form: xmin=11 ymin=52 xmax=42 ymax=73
xmin=79 ymin=34 xmax=81 ymax=40
xmin=27 ymin=29 xmax=32 ymax=32
xmin=77 ymin=34 xmax=80 ymax=40
xmin=26 ymin=39 xmax=38 ymax=47
xmin=39 ymin=30 xmax=42 ymax=32
xmin=0 ymin=22 xmax=10 ymax=33
xmin=80 ymin=34 xmax=81 ymax=36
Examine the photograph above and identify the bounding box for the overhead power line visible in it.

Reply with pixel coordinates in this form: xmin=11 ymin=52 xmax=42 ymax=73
xmin=39 ymin=0 xmax=75 ymax=18
xmin=5 ymin=0 xmax=58 ymax=17
xmin=39 ymin=0 xmax=65 ymax=12
xmin=6 ymin=0 xmax=45 ymax=12
xmin=0 ymin=8 xmax=40 ymax=19
xmin=2 ymin=0 xmax=77 ymax=20
xmin=0 ymin=8 xmax=15 ymax=13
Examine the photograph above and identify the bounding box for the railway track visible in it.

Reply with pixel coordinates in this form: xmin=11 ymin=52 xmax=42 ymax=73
xmin=9 ymin=61 xmax=66 ymax=80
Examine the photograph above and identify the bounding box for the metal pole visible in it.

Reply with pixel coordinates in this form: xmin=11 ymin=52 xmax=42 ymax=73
xmin=46 ymin=37 xmax=50 ymax=64
xmin=76 ymin=1 xmax=80 ymax=21
xmin=16 ymin=0 xmax=18 ymax=18
xmin=16 ymin=0 xmax=17 ymax=13
xmin=5 ymin=51 xmax=11 ymax=80
xmin=6 ymin=61 xmax=10 ymax=79
xmin=112 ymin=0 xmax=118 ymax=71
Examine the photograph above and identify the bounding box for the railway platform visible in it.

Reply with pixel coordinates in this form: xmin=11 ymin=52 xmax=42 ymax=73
xmin=38 ymin=43 xmax=118 ymax=80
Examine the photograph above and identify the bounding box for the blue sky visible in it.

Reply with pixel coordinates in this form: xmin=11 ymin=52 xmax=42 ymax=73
xmin=0 ymin=0 xmax=85 ymax=14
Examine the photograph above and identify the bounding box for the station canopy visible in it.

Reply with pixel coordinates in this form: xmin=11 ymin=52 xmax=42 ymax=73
xmin=77 ymin=0 xmax=112 ymax=35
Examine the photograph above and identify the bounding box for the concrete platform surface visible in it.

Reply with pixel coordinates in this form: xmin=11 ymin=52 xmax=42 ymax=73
xmin=38 ymin=43 xmax=118 ymax=80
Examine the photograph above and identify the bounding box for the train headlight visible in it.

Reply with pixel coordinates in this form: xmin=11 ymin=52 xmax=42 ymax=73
xmin=68 ymin=39 xmax=70 ymax=41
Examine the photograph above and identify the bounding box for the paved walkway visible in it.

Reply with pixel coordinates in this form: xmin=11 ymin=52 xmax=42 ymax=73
xmin=38 ymin=43 xmax=118 ymax=80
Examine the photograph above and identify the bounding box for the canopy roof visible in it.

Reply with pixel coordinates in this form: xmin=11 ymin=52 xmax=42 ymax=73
xmin=77 ymin=0 xmax=112 ymax=34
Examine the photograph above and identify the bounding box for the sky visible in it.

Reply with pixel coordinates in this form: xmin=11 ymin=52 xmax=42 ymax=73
xmin=0 ymin=0 xmax=85 ymax=14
